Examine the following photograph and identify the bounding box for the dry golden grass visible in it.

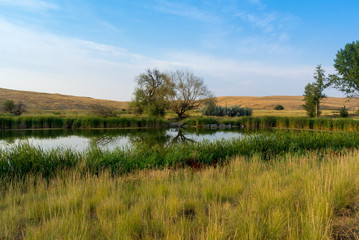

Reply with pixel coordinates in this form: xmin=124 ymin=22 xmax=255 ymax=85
xmin=2 ymin=87 xmax=359 ymax=115
xmin=216 ymin=96 xmax=359 ymax=111
xmin=0 ymin=88 xmax=128 ymax=111
xmin=2 ymin=150 xmax=359 ymax=239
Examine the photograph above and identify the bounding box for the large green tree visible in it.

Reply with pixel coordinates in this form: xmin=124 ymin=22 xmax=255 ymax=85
xmin=303 ymin=65 xmax=328 ymax=117
xmin=129 ymin=69 xmax=173 ymax=117
xmin=330 ymin=41 xmax=359 ymax=97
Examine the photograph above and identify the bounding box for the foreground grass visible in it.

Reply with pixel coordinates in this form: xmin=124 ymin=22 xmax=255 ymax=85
xmin=2 ymin=150 xmax=359 ymax=239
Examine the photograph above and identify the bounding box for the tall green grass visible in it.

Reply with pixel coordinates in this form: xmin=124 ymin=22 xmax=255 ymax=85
xmin=2 ymin=131 xmax=359 ymax=179
xmin=185 ymin=116 xmax=359 ymax=132
xmin=0 ymin=116 xmax=168 ymax=130
xmin=2 ymin=150 xmax=359 ymax=239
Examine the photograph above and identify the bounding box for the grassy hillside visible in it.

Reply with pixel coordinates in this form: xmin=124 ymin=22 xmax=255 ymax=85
xmin=1 ymin=88 xmax=359 ymax=112
xmin=0 ymin=88 xmax=128 ymax=111
xmin=216 ymin=96 xmax=359 ymax=111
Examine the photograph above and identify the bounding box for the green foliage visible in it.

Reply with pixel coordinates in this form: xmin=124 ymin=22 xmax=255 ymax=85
xmin=274 ymin=104 xmax=284 ymax=110
xmin=330 ymin=41 xmax=359 ymax=98
xmin=130 ymin=69 xmax=172 ymax=117
xmin=202 ymin=104 xmax=252 ymax=117
xmin=2 ymin=151 xmax=359 ymax=239
xmin=2 ymin=100 xmax=15 ymax=113
xmin=303 ymin=83 xmax=316 ymax=117
xmin=2 ymin=131 xmax=359 ymax=179
xmin=339 ymin=106 xmax=349 ymax=118
xmin=183 ymin=116 xmax=359 ymax=132
xmin=0 ymin=116 xmax=168 ymax=130
xmin=1 ymin=100 xmax=26 ymax=116
xmin=303 ymin=65 xmax=328 ymax=117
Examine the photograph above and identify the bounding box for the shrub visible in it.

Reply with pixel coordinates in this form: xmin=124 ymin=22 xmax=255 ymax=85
xmin=202 ymin=104 xmax=252 ymax=117
xmin=274 ymin=104 xmax=284 ymax=110
xmin=339 ymin=106 xmax=349 ymax=118
xmin=1 ymin=100 xmax=26 ymax=116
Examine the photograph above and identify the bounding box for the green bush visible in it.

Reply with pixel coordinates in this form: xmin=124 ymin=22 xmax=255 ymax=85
xmin=274 ymin=104 xmax=284 ymax=110
xmin=339 ymin=106 xmax=349 ymax=118
xmin=202 ymin=105 xmax=252 ymax=117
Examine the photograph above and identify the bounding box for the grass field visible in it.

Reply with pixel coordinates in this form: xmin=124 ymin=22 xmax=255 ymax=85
xmin=2 ymin=150 xmax=359 ymax=239
xmin=3 ymin=88 xmax=359 ymax=239
xmin=2 ymin=88 xmax=359 ymax=115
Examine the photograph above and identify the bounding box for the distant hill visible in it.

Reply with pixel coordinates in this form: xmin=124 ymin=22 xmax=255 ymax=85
xmin=1 ymin=88 xmax=358 ymax=111
xmin=215 ymin=96 xmax=359 ymax=111
xmin=0 ymin=88 xmax=128 ymax=111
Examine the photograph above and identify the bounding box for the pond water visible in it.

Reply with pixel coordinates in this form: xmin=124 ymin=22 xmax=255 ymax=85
xmin=0 ymin=128 xmax=251 ymax=151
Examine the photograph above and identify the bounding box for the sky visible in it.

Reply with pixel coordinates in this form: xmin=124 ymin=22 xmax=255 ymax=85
xmin=0 ymin=0 xmax=358 ymax=101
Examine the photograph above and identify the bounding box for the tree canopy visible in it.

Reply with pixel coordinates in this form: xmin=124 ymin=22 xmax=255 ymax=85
xmin=303 ymin=65 xmax=328 ymax=117
xmin=330 ymin=41 xmax=359 ymax=98
xmin=167 ymin=70 xmax=213 ymax=120
xmin=129 ymin=69 xmax=173 ymax=117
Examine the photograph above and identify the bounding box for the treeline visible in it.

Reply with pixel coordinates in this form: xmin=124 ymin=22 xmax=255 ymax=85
xmin=0 ymin=116 xmax=168 ymax=130
xmin=183 ymin=116 xmax=359 ymax=132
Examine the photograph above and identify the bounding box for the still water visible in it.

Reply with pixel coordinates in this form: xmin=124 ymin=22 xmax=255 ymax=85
xmin=0 ymin=128 xmax=248 ymax=151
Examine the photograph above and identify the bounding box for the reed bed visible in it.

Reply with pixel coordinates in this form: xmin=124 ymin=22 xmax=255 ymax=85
xmin=185 ymin=116 xmax=359 ymax=132
xmin=1 ymin=131 xmax=359 ymax=179
xmin=0 ymin=116 xmax=168 ymax=130
xmin=2 ymin=150 xmax=359 ymax=239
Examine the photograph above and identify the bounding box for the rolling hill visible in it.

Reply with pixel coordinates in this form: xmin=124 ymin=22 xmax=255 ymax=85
xmin=1 ymin=88 xmax=358 ymax=111
xmin=0 ymin=88 xmax=128 ymax=111
xmin=215 ymin=96 xmax=359 ymax=111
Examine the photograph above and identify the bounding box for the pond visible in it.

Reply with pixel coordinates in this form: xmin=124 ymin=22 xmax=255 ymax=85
xmin=0 ymin=128 xmax=252 ymax=151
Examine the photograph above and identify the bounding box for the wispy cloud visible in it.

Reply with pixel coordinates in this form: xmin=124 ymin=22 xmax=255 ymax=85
xmin=153 ymin=0 xmax=220 ymax=23
xmin=0 ymin=0 xmax=57 ymax=10
xmin=237 ymin=12 xmax=278 ymax=33
xmin=0 ymin=15 xmax=317 ymax=100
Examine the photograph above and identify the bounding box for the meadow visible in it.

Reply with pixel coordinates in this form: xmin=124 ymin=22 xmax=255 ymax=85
xmin=2 ymin=149 xmax=359 ymax=239
xmin=3 ymin=89 xmax=359 ymax=239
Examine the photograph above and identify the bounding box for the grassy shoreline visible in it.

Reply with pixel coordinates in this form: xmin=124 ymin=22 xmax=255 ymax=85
xmin=184 ymin=116 xmax=359 ymax=132
xmin=0 ymin=116 xmax=168 ymax=130
xmin=2 ymin=130 xmax=359 ymax=179
xmin=2 ymin=150 xmax=359 ymax=239
xmin=1 ymin=115 xmax=359 ymax=132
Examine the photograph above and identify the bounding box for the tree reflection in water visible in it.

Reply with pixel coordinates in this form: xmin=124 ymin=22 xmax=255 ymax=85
xmin=89 ymin=128 xmax=196 ymax=149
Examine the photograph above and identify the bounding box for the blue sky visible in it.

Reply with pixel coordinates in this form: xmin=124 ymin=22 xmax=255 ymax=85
xmin=0 ymin=0 xmax=358 ymax=101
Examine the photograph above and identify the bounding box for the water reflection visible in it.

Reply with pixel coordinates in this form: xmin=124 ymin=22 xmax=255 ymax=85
xmin=0 ymin=128 xmax=245 ymax=151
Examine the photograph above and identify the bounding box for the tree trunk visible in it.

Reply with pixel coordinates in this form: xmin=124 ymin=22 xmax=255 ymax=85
xmin=316 ymin=102 xmax=318 ymax=118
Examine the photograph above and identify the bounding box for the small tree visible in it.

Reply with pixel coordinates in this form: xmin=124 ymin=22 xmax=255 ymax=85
xmin=2 ymin=100 xmax=15 ymax=113
xmin=2 ymin=100 xmax=26 ymax=116
xmin=303 ymin=65 xmax=328 ymax=117
xmin=303 ymin=83 xmax=316 ymax=117
xmin=330 ymin=41 xmax=359 ymax=98
xmin=167 ymin=70 xmax=213 ymax=120
xmin=12 ymin=102 xmax=26 ymax=116
xmin=339 ymin=106 xmax=349 ymax=118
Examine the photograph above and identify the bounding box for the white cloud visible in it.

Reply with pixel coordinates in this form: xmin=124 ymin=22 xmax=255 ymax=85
xmin=0 ymin=0 xmax=57 ymax=10
xmin=0 ymin=17 xmax=340 ymax=101
xmin=153 ymin=0 xmax=220 ymax=23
